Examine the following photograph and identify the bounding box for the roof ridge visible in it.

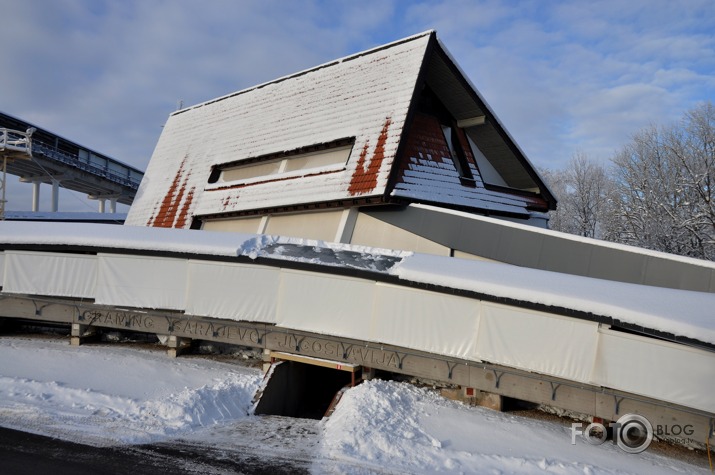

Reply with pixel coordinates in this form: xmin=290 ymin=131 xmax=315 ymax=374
xmin=172 ymin=30 xmax=435 ymax=116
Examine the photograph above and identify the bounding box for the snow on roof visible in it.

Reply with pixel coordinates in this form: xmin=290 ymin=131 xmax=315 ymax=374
xmin=126 ymin=33 xmax=432 ymax=227
xmin=391 ymin=112 xmax=546 ymax=215
xmin=1 ymin=221 xmax=714 ymax=347
xmin=127 ymin=30 xmax=554 ymax=229
xmin=173 ymin=30 xmax=437 ymax=117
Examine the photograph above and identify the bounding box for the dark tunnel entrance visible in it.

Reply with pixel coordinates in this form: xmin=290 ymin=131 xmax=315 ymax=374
xmin=254 ymin=355 xmax=359 ymax=419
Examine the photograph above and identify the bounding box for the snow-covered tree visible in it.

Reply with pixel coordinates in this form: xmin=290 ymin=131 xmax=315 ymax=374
xmin=605 ymin=102 xmax=715 ymax=260
xmin=674 ymin=102 xmax=715 ymax=259
xmin=567 ymin=152 xmax=610 ymax=238
xmin=542 ymin=153 xmax=610 ymax=238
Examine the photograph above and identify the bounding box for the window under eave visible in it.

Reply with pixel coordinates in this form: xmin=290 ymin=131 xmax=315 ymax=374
xmin=423 ymin=47 xmax=543 ymax=194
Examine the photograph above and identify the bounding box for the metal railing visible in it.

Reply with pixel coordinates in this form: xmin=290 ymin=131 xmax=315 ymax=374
xmin=32 ymin=140 xmax=141 ymax=190
xmin=0 ymin=127 xmax=34 ymax=156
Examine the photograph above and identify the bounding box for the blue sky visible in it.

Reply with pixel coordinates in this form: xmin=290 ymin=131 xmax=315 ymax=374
xmin=2 ymin=0 xmax=713 ymax=212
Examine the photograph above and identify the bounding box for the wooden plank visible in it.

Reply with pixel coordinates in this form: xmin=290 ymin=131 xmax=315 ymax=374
xmin=270 ymin=351 xmax=360 ymax=372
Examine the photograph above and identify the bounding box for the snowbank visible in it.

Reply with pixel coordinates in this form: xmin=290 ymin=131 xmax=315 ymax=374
xmin=319 ymin=379 xmax=709 ymax=474
xmin=0 ymin=337 xmax=708 ymax=474
xmin=0 ymin=337 xmax=261 ymax=446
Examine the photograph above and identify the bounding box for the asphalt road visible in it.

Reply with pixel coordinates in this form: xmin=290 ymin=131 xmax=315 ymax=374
xmin=0 ymin=427 xmax=309 ymax=475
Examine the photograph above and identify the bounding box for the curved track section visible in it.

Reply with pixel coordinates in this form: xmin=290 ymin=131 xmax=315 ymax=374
xmin=0 ymin=222 xmax=713 ymax=436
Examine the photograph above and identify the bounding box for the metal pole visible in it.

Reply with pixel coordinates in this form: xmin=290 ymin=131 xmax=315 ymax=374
xmin=1 ymin=155 xmax=7 ymax=221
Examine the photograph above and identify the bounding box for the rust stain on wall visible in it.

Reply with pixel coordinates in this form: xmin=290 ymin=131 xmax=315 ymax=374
xmin=174 ymin=187 xmax=195 ymax=229
xmin=147 ymin=157 xmax=195 ymax=228
xmin=348 ymin=117 xmax=391 ymax=195
xmin=397 ymin=112 xmax=453 ymax=179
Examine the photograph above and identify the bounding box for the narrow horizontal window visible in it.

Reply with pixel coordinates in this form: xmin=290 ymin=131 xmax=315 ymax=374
xmin=282 ymin=145 xmax=353 ymax=173
xmin=221 ymin=160 xmax=283 ymax=182
xmin=212 ymin=138 xmax=355 ymax=185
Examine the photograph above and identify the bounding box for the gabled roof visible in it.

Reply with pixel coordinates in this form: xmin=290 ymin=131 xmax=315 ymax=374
xmin=126 ymin=31 xmax=555 ymax=229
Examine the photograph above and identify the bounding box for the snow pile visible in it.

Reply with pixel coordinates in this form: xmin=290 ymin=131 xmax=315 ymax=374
xmin=255 ymin=241 xmax=409 ymax=272
xmin=319 ymin=379 xmax=707 ymax=474
xmin=0 ymin=337 xmax=708 ymax=473
xmin=0 ymin=337 xmax=261 ymax=446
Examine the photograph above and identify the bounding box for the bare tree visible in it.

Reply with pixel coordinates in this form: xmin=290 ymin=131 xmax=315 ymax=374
xmin=567 ymin=152 xmax=609 ymax=238
xmin=542 ymin=153 xmax=610 ymax=238
xmin=605 ymin=102 xmax=715 ymax=260
xmin=672 ymin=102 xmax=715 ymax=259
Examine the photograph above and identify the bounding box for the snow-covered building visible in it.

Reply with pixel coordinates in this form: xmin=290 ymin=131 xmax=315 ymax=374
xmin=2 ymin=31 xmax=715 ymax=458
xmin=126 ymin=31 xmax=556 ymax=257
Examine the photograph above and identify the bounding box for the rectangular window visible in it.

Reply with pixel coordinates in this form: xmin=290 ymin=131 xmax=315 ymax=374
xmin=465 ymin=134 xmax=508 ymax=188
xmin=221 ymin=160 xmax=283 ymax=182
xmin=282 ymin=145 xmax=353 ymax=173
xmin=441 ymin=125 xmax=475 ymax=186
xmin=214 ymin=139 xmax=354 ymax=185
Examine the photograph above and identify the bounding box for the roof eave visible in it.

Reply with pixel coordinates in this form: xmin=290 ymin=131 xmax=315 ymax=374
xmin=432 ymin=38 xmax=558 ymax=210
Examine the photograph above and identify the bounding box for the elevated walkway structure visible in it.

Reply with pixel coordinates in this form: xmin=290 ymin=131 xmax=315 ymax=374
xmin=2 ymin=211 xmax=126 ymax=224
xmin=0 ymin=112 xmax=143 ymax=213
xmin=0 ymin=126 xmax=34 ymax=220
xmin=0 ymin=222 xmax=713 ymax=448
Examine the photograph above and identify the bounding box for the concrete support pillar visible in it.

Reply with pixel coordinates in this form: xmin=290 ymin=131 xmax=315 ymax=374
xmin=472 ymin=389 xmax=504 ymax=411
xmin=361 ymin=366 xmax=376 ymax=381
xmin=51 ymin=180 xmax=60 ymax=212
xmin=334 ymin=207 xmax=359 ymax=243
xmin=88 ymin=193 xmax=120 ymax=214
xmin=70 ymin=323 xmax=96 ymax=346
xmin=441 ymin=387 xmax=504 ymax=411
xmin=31 ymin=180 xmax=41 ymax=212
xmin=167 ymin=335 xmax=192 ymax=357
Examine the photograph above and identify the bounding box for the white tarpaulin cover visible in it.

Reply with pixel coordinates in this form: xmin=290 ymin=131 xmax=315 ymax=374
xmin=372 ymin=283 xmax=480 ymax=359
xmin=185 ymin=260 xmax=280 ymax=323
xmin=476 ymin=303 xmax=600 ymax=383
xmin=591 ymin=330 xmax=715 ymax=413
xmin=95 ymin=254 xmax=188 ymax=310
xmin=0 ymin=222 xmax=714 ymax=414
xmin=2 ymin=251 xmax=97 ymax=298
xmin=275 ymin=270 xmax=375 ymax=341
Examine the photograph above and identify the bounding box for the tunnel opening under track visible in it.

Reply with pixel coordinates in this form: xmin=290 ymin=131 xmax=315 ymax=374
xmin=254 ymin=358 xmax=358 ymax=419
